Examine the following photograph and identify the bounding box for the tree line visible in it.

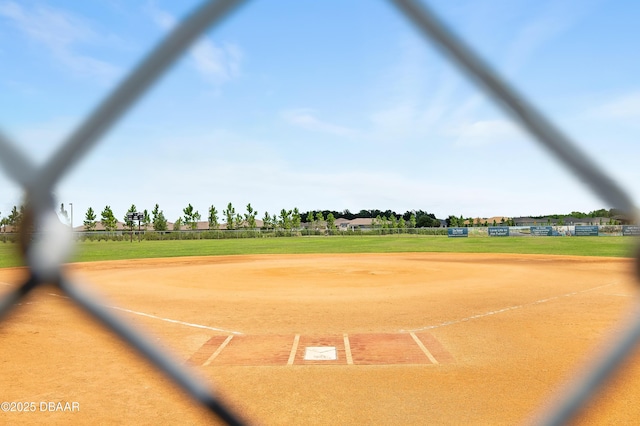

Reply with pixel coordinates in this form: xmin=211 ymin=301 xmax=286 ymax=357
xmin=71 ymin=203 xmax=447 ymax=232
xmin=1 ymin=203 xmax=443 ymax=232
xmin=0 ymin=203 xmax=622 ymax=233
xmin=76 ymin=203 xmax=331 ymax=232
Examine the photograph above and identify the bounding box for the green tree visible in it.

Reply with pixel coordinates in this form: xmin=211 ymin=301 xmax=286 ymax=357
xmin=142 ymin=209 xmax=151 ymax=231
xmin=208 ymin=205 xmax=219 ymax=230
xmin=244 ymin=203 xmax=258 ymax=229
xmin=151 ymin=204 xmax=159 ymax=223
xmin=373 ymin=215 xmax=382 ymax=229
xmin=224 ymin=202 xmax=235 ymax=230
xmin=183 ymin=203 xmax=200 ymax=230
xmin=416 ymin=211 xmax=439 ymax=228
xmin=100 ymin=206 xmax=117 ymax=233
xmin=151 ymin=204 xmax=168 ymax=231
xmin=193 ymin=209 xmax=201 ymax=229
xmin=262 ymin=211 xmax=272 ymax=230
xmin=315 ymin=211 xmax=324 ymax=227
xmin=292 ymin=207 xmax=301 ymax=230
xmin=389 ymin=214 xmax=397 ymax=229
xmin=124 ymin=204 xmax=138 ymax=232
xmin=279 ymin=209 xmax=292 ymax=230
xmin=409 ymin=213 xmax=417 ymax=229
xmin=173 ymin=217 xmax=182 ymax=231
xmin=326 ymin=212 xmax=336 ymax=231
xmin=84 ymin=207 xmax=97 ymax=231
xmin=399 ymin=217 xmax=406 ymax=229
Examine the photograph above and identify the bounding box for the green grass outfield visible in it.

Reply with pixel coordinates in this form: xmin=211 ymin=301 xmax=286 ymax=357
xmin=0 ymin=235 xmax=636 ymax=269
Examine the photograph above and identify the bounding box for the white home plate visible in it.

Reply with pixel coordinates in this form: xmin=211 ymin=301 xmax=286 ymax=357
xmin=304 ymin=346 xmax=337 ymax=361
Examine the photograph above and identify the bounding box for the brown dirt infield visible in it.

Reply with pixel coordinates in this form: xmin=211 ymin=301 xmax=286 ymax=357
xmin=1 ymin=252 xmax=640 ymax=425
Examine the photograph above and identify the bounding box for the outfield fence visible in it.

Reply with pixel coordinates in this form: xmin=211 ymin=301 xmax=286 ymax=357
xmin=2 ymin=224 xmax=636 ymax=243
xmin=0 ymin=0 xmax=639 ymax=425
xmin=0 ymin=227 xmax=449 ymax=243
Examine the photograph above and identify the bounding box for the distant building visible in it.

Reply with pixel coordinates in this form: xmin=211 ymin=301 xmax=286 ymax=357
xmin=335 ymin=218 xmax=373 ymax=231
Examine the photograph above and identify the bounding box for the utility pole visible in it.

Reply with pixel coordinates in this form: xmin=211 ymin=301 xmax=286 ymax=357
xmin=69 ymin=203 xmax=73 ymax=230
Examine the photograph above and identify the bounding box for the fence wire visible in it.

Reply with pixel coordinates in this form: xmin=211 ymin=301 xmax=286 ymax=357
xmin=0 ymin=0 xmax=638 ymax=424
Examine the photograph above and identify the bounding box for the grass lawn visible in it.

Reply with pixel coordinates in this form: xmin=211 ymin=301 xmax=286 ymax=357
xmin=0 ymin=235 xmax=635 ymax=269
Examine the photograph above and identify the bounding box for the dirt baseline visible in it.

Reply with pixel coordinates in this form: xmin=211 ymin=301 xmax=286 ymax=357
xmin=1 ymin=252 xmax=640 ymax=425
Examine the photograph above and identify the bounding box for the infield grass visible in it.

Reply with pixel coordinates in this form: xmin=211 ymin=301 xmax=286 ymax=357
xmin=0 ymin=235 xmax=635 ymax=269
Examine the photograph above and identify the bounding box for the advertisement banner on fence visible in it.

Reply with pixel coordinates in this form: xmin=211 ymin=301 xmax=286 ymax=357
xmin=488 ymin=226 xmax=509 ymax=237
xmin=575 ymin=225 xmax=599 ymax=236
xmin=447 ymin=227 xmax=468 ymax=237
xmin=530 ymin=226 xmax=552 ymax=236
xmin=623 ymin=225 xmax=640 ymax=236
xmin=552 ymin=226 xmax=574 ymax=236
xmin=508 ymin=226 xmax=530 ymax=236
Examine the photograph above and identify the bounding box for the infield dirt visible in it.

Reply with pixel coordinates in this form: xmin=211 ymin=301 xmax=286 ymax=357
xmin=1 ymin=253 xmax=639 ymax=425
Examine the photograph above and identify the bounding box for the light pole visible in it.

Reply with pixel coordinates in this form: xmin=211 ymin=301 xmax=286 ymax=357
xmin=69 ymin=203 xmax=73 ymax=230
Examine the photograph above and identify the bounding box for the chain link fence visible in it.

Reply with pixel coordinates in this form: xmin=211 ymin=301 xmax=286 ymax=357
xmin=0 ymin=0 xmax=638 ymax=424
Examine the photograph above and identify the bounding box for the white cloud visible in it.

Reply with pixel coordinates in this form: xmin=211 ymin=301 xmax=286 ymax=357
xmin=190 ymin=40 xmax=242 ymax=84
xmin=365 ymin=34 xmax=456 ymax=140
xmin=0 ymin=1 xmax=119 ymax=80
xmin=503 ymin=2 xmax=579 ymax=75
xmin=451 ymin=119 xmax=525 ymax=147
xmin=145 ymin=1 xmax=242 ymax=85
xmin=425 ymin=1 xmax=588 ymax=147
xmin=144 ymin=1 xmax=175 ymax=30
xmin=594 ymin=92 xmax=640 ymax=120
xmin=0 ymin=1 xmax=87 ymax=46
xmin=368 ymin=104 xmax=418 ymax=139
xmin=281 ymin=109 xmax=358 ymax=137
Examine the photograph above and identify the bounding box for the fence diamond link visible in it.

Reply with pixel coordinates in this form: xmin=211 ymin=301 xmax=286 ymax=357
xmin=0 ymin=0 xmax=638 ymax=424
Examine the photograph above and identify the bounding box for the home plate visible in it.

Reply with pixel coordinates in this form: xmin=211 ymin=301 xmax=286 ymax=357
xmin=304 ymin=346 xmax=337 ymax=361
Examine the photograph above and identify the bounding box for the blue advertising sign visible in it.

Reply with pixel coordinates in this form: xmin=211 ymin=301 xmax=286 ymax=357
xmin=488 ymin=226 xmax=509 ymax=237
xmin=575 ymin=225 xmax=598 ymax=236
xmin=530 ymin=226 xmax=552 ymax=236
xmin=622 ymin=225 xmax=640 ymax=236
xmin=448 ymin=227 xmax=468 ymax=238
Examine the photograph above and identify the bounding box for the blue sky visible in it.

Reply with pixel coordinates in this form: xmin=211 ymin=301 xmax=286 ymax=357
xmin=1 ymin=0 xmax=639 ymax=225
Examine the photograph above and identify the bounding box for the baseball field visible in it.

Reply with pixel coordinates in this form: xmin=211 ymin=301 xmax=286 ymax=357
xmin=1 ymin=236 xmax=639 ymax=425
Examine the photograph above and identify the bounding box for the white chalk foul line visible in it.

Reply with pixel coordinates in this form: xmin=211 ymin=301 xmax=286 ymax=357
xmin=410 ymin=332 xmax=438 ymax=364
xmin=48 ymin=293 xmax=242 ymax=335
xmin=107 ymin=305 xmax=243 ymax=335
xmin=203 ymin=335 xmax=234 ymax=366
xmin=343 ymin=334 xmax=354 ymax=365
xmin=288 ymin=334 xmax=300 ymax=366
xmin=404 ymin=282 xmax=618 ymax=333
